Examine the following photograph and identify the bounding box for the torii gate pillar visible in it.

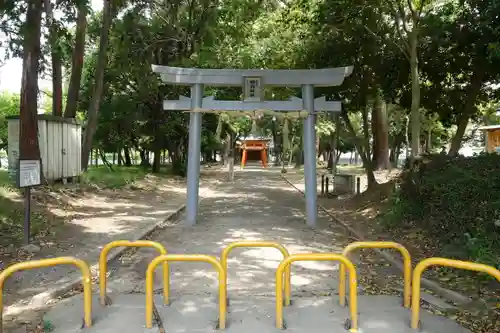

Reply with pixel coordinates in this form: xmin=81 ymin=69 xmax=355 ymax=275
xmin=186 ymin=84 xmax=204 ymax=225
xmin=302 ymin=84 xmax=317 ymax=227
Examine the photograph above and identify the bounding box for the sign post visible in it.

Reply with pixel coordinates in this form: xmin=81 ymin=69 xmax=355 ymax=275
xmin=17 ymin=159 xmax=42 ymax=245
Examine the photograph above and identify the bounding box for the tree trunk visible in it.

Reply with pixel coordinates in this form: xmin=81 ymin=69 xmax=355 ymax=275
xmin=371 ymin=94 xmax=390 ymax=169
xmin=332 ymin=113 xmax=341 ymax=174
xmin=151 ymin=98 xmax=162 ymax=173
xmin=117 ymin=149 xmax=123 ymax=166
xmin=124 ymin=148 xmax=132 ymax=166
xmin=224 ymin=134 xmax=230 ymax=166
xmin=271 ymin=120 xmax=280 ymax=166
xmin=152 ymin=121 xmax=162 ymax=172
xmin=43 ymin=0 xmax=63 ymax=117
xmin=341 ymin=111 xmax=377 ymax=189
xmin=390 ymin=132 xmax=404 ymax=167
xmin=64 ymin=0 xmax=87 ymax=118
xmin=426 ymin=128 xmax=431 ymax=153
xmin=81 ymin=0 xmax=114 ymax=171
xmin=360 ymin=103 xmax=372 ymax=170
xmin=140 ymin=149 xmax=150 ymax=166
xmin=99 ymin=149 xmax=113 ymax=169
xmin=409 ymin=28 xmax=421 ymax=157
xmin=19 ymin=0 xmax=43 ymax=163
xmin=152 ymin=148 xmax=161 ymax=172
xmin=327 ymin=114 xmax=339 ymax=170
xmin=405 ymin=115 xmax=410 ymax=158
xmin=448 ymin=70 xmax=485 ymax=156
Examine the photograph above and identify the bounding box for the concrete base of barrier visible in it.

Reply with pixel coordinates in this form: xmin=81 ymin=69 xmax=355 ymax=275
xmin=154 ymin=294 xmax=220 ymax=331
xmin=43 ymin=294 xmax=161 ymax=333
xmin=42 ymin=294 xmax=471 ymax=333
xmin=42 ymin=294 xmax=106 ymax=333
xmin=352 ymin=295 xmax=470 ymax=333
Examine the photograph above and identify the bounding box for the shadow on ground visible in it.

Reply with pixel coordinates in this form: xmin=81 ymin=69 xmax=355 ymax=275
xmin=105 ymin=169 xmax=354 ymax=302
xmin=0 ymin=171 xmax=221 ymax=317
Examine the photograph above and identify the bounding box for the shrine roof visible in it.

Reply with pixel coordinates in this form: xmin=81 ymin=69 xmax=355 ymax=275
xmin=240 ymin=134 xmax=271 ymax=140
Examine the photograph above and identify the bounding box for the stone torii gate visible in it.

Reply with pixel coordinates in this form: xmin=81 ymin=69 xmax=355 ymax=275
xmin=152 ymin=66 xmax=353 ymax=228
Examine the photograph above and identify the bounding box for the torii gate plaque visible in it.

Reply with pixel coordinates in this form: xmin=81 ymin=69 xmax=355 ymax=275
xmin=152 ymin=66 xmax=353 ymax=228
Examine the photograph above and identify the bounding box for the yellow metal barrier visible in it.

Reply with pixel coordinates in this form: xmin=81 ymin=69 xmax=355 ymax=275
xmin=275 ymin=253 xmax=359 ymax=333
xmin=339 ymin=241 xmax=412 ymax=308
xmin=221 ymin=241 xmax=292 ymax=305
xmin=411 ymin=257 xmax=500 ymax=329
xmin=99 ymin=240 xmax=169 ymax=306
xmin=145 ymin=254 xmax=227 ymax=329
xmin=0 ymin=257 xmax=92 ymax=333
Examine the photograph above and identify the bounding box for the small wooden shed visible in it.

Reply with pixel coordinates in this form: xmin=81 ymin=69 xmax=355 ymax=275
xmin=7 ymin=115 xmax=82 ymax=182
xmin=478 ymin=125 xmax=500 ymax=153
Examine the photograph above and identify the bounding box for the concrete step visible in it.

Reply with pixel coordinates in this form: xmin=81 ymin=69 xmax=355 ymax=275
xmin=42 ymin=294 xmax=472 ymax=333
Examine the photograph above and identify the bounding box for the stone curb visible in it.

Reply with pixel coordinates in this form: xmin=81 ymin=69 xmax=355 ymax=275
xmin=5 ymin=176 xmax=221 ymax=316
xmin=281 ymin=174 xmax=472 ymax=306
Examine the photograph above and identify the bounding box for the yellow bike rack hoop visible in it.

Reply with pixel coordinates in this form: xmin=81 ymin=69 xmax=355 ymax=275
xmin=99 ymin=240 xmax=170 ymax=306
xmin=411 ymin=257 xmax=500 ymax=329
xmin=339 ymin=241 xmax=412 ymax=308
xmin=145 ymin=254 xmax=227 ymax=330
xmin=0 ymin=257 xmax=93 ymax=333
xmin=275 ymin=253 xmax=359 ymax=333
xmin=221 ymin=241 xmax=292 ymax=306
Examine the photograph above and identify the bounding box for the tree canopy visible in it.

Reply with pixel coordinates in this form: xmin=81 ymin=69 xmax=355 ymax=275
xmin=0 ymin=0 xmax=498 ymax=175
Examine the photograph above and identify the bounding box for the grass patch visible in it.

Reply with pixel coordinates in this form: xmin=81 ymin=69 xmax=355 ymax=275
xmin=336 ymin=164 xmax=365 ymax=174
xmin=0 ymin=169 xmax=48 ymax=247
xmin=81 ymin=166 xmax=148 ymax=188
xmin=81 ymin=165 xmax=173 ymax=189
xmin=0 ymin=169 xmax=13 ymax=188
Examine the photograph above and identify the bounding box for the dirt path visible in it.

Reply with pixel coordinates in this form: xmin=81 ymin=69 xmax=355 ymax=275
xmin=104 ymin=168 xmax=354 ymax=301
xmin=1 ymin=171 xmax=222 ymax=325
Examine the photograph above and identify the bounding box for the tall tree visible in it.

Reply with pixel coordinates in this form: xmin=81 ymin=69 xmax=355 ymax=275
xmin=382 ymin=0 xmax=433 ymax=157
xmin=81 ymin=0 xmax=115 ymax=170
xmin=445 ymin=0 xmax=499 ymax=155
xmin=19 ymin=0 xmax=43 ymax=161
xmin=64 ymin=0 xmax=88 ymax=118
xmin=43 ymin=0 xmax=63 ymax=116
xmin=417 ymin=0 xmax=500 ymax=155
xmin=372 ymin=92 xmax=390 ymax=169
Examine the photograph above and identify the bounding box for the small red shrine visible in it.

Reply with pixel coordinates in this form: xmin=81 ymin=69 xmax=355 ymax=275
xmin=238 ymin=137 xmax=270 ymax=168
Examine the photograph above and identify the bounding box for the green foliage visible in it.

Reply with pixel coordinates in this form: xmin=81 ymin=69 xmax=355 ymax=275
xmin=384 ymin=154 xmax=500 ymax=266
xmin=43 ymin=320 xmax=54 ymax=332
xmin=81 ymin=165 xmax=150 ymax=189
xmin=479 ymin=101 xmax=500 ymax=126
xmin=0 ymin=170 xmax=48 ymax=246
xmin=419 ymin=0 xmax=500 ymax=124
xmin=0 ymin=92 xmax=20 ymax=149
